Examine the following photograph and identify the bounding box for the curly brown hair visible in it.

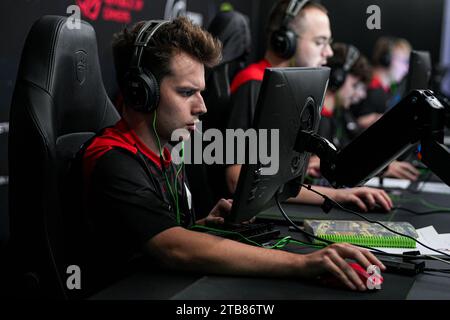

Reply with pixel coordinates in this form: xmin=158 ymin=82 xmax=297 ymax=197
xmin=112 ymin=16 xmax=222 ymax=93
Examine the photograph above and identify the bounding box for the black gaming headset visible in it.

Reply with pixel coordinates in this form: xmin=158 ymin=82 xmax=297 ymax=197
xmin=123 ymin=20 xmax=170 ymax=113
xmin=328 ymin=44 xmax=360 ymax=91
xmin=374 ymin=37 xmax=395 ymax=68
xmin=270 ymin=0 xmax=309 ymax=60
xmin=379 ymin=50 xmax=392 ymax=68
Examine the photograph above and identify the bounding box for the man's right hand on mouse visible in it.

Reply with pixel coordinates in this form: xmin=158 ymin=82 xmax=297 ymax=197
xmin=301 ymin=243 xmax=386 ymax=291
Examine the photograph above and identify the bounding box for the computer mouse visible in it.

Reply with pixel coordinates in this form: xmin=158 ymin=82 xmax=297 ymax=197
xmin=343 ymin=202 xmax=390 ymax=214
xmin=348 ymin=262 xmax=384 ymax=289
xmin=319 ymin=262 xmax=383 ymax=291
xmin=367 ymin=204 xmax=390 ymax=213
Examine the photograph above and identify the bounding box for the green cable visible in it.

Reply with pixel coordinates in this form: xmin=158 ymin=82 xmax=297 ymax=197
xmin=190 ymin=224 xmax=288 ymax=248
xmin=189 ymin=225 xmax=325 ymax=250
xmin=266 ymin=236 xmax=292 ymax=249
xmin=288 ymin=239 xmax=325 ymax=249
xmin=152 ymin=112 xmax=181 ymax=224
xmin=189 ymin=224 xmax=263 ymax=247
xmin=265 ymin=236 xmax=323 ymax=249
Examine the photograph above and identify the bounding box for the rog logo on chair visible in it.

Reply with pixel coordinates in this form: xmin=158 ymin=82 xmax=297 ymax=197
xmin=75 ymin=50 xmax=87 ymax=85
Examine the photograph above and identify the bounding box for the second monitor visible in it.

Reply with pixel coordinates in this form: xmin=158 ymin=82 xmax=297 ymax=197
xmin=229 ymin=67 xmax=330 ymax=222
xmin=405 ymin=50 xmax=432 ymax=94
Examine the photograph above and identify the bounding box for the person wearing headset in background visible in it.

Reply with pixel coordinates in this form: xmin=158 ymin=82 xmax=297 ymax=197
xmin=347 ymin=37 xmax=419 ymax=181
xmin=318 ymin=43 xmax=371 ymax=149
xmin=307 ymin=43 xmax=370 ymax=182
xmin=307 ymin=43 xmax=420 ymax=182
xmin=351 ymin=36 xmax=412 ymax=129
xmin=76 ymin=16 xmax=385 ymax=292
xmin=226 ymin=0 xmax=393 ymax=212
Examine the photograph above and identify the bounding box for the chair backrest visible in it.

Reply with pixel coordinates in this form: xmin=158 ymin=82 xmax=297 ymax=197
xmin=8 ymin=15 xmax=119 ymax=299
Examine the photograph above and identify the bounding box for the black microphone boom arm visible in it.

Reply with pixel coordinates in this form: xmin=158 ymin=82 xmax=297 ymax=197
xmin=296 ymin=90 xmax=450 ymax=188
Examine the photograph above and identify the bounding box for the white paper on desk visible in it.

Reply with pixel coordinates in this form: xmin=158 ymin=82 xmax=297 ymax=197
xmin=439 ymin=233 xmax=450 ymax=248
xmin=371 ymin=226 xmax=450 ymax=256
xmin=417 ymin=182 xmax=450 ymax=195
xmin=364 ymin=177 xmax=411 ymax=190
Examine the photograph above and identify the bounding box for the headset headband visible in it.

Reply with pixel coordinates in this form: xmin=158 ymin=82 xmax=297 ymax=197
xmin=343 ymin=45 xmax=360 ymax=72
xmin=130 ymin=20 xmax=170 ymax=70
xmin=282 ymin=0 xmax=309 ymax=28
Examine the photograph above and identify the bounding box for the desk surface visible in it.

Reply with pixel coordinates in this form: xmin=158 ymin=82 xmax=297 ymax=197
xmin=91 ymin=185 xmax=450 ymax=300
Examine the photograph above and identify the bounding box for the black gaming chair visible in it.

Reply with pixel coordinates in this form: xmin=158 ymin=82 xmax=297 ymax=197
xmin=8 ymin=15 xmax=119 ymax=299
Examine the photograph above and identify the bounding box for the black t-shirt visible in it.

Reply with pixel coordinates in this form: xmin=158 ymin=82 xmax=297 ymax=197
xmin=351 ymin=87 xmax=390 ymax=117
xmin=81 ymin=120 xmax=193 ymax=271
xmin=227 ymin=79 xmax=262 ymax=131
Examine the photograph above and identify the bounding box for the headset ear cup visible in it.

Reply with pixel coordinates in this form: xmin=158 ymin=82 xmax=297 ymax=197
xmin=124 ymin=20 xmax=168 ymax=113
xmin=284 ymin=29 xmax=297 ymax=59
xmin=380 ymin=51 xmax=391 ymax=68
xmin=271 ymin=28 xmax=297 ymax=60
xmin=140 ymin=70 xmax=160 ymax=113
xmin=123 ymin=69 xmax=159 ymax=113
xmin=123 ymin=71 xmax=148 ymax=112
xmin=329 ymin=68 xmax=345 ymax=91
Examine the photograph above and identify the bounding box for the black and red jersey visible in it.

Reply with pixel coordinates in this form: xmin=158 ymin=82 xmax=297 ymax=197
xmin=227 ymin=58 xmax=331 ymax=132
xmin=227 ymin=59 xmax=271 ymax=132
xmin=79 ymin=119 xmax=193 ymax=268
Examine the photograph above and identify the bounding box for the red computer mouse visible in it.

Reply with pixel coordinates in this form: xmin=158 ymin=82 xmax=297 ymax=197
xmin=320 ymin=262 xmax=384 ymax=290
xmin=348 ymin=262 xmax=383 ymax=289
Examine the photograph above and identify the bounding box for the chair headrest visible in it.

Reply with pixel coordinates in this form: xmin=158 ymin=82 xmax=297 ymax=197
xmin=17 ymin=15 xmax=117 ymax=135
xmin=208 ymin=11 xmax=251 ymax=65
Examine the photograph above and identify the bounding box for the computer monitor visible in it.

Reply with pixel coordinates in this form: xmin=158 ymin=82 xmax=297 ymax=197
xmin=229 ymin=67 xmax=330 ymax=222
xmin=405 ymin=50 xmax=431 ymax=94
